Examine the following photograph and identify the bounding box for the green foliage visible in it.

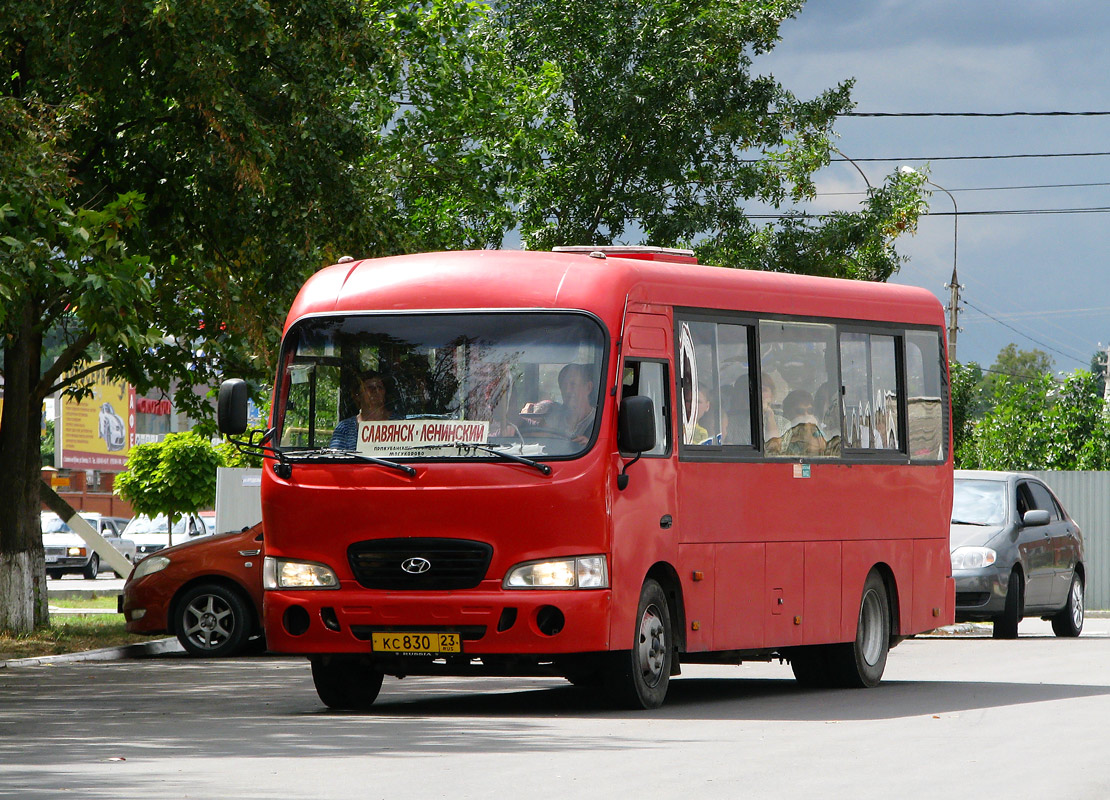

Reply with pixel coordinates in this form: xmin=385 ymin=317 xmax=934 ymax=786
xmin=949 ymin=361 xmax=982 ymax=467
xmin=981 ymin=344 xmax=1054 ymax=402
xmin=216 ymin=434 xmax=265 ymax=469
xmin=486 ymin=0 xmax=926 ymax=278
xmin=960 ymin=371 xmax=1110 ymax=471
xmin=115 ymin=432 xmax=224 ymax=522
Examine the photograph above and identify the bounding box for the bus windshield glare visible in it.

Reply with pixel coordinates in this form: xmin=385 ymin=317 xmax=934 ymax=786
xmin=275 ymin=312 xmax=607 ymax=460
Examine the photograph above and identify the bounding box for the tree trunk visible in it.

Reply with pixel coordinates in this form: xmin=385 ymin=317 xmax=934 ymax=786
xmin=0 ymin=300 xmax=49 ymax=633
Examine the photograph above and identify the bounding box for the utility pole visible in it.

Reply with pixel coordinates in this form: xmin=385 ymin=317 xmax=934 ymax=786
xmin=946 ymin=266 xmax=961 ymax=363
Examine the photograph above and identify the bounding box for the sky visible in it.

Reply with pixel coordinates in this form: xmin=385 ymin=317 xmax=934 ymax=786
xmin=753 ymin=0 xmax=1110 ymax=373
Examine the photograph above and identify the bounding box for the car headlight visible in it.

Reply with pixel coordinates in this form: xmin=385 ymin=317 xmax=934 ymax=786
xmin=131 ymin=556 xmax=171 ymax=580
xmin=951 ymin=546 xmax=997 ymax=570
xmin=263 ymin=557 xmax=339 ymax=589
xmin=67 ymin=546 xmax=86 ymax=557
xmin=504 ymin=555 xmax=609 ymax=589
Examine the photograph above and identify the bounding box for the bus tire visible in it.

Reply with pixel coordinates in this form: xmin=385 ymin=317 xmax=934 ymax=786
xmin=607 ymin=579 xmax=673 ymax=709
xmin=310 ymin=657 xmax=383 ymax=710
xmin=789 ymin=646 xmax=832 ymax=687
xmin=830 ymin=570 xmax=890 ymax=688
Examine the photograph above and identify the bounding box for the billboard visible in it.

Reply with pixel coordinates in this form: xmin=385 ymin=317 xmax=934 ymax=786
xmin=57 ymin=368 xmax=135 ymax=471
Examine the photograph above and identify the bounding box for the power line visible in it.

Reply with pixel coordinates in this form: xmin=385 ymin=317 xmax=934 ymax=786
xmin=962 ymin=299 xmax=1089 ymax=367
xmin=747 ymin=207 xmax=1110 ymax=219
xmin=832 ymin=151 xmax=1110 ymax=162
xmin=819 ymin=181 xmax=1110 ymax=197
xmin=843 ymin=111 xmax=1110 ymax=118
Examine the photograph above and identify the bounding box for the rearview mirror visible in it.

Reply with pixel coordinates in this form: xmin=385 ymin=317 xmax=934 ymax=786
xmin=218 ymin=379 xmax=250 ymax=436
xmin=1022 ymin=509 xmax=1050 ymax=527
xmin=618 ymin=395 xmax=656 ymax=454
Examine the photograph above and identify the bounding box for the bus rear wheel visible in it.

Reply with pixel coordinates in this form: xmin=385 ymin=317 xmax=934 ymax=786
xmin=606 ymin=579 xmax=673 ymax=709
xmin=829 ymin=570 xmax=890 ymax=688
xmin=310 ymin=657 xmax=384 ymax=710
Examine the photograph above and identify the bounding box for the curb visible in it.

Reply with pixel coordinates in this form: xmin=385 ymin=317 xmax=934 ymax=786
xmin=0 ymin=637 xmax=184 ymax=669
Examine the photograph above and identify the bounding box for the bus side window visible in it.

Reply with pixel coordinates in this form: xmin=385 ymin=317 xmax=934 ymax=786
xmin=906 ymin=329 xmax=946 ymax=462
xmin=623 ymin=361 xmax=669 ymax=456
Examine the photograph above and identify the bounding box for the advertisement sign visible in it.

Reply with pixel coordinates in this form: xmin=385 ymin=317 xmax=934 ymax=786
xmin=357 ymin=419 xmax=490 ymax=459
xmin=57 ymin=368 xmax=135 ymax=471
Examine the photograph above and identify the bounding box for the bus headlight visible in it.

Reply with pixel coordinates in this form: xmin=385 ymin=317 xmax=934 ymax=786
xmin=263 ymin=557 xmax=340 ymax=589
xmin=504 ymin=555 xmax=609 ymax=589
xmin=950 ymin=547 xmax=997 ymax=570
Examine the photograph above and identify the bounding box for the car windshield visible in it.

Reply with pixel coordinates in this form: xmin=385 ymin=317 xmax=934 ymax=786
xmin=123 ymin=515 xmax=193 ymax=536
xmin=952 ymin=479 xmax=1007 ymax=525
xmin=41 ymin=513 xmax=98 ymax=534
xmin=275 ymin=312 xmax=607 ymax=460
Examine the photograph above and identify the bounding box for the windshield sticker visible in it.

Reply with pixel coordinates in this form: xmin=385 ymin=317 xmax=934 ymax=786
xmin=357 ymin=420 xmax=490 ymax=458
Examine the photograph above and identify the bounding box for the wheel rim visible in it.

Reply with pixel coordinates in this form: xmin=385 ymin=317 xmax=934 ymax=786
xmin=1071 ymin=579 xmax=1084 ymax=629
xmin=636 ymin=603 xmax=667 ymax=688
xmin=182 ymin=594 xmax=235 ymax=650
xmin=858 ymin=588 xmax=885 ymax=667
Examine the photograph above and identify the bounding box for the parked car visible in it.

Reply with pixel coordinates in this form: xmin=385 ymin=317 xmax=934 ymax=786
xmin=42 ymin=511 xmax=135 ymax=579
xmin=122 ymin=513 xmax=210 ymax=559
xmin=121 ymin=524 xmax=264 ymax=657
xmin=951 ymin=470 xmax=1085 ymax=638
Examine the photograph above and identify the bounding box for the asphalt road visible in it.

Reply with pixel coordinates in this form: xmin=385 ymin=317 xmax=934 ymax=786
xmin=3 ymin=617 xmax=1109 ymax=800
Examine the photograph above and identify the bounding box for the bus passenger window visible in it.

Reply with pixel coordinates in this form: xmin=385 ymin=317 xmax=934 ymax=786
xmin=906 ymin=330 xmax=946 ymax=461
xmin=759 ymin=321 xmax=839 ymax=457
xmin=623 ymin=361 xmax=668 ymax=456
xmin=840 ymin=332 xmax=903 ymax=452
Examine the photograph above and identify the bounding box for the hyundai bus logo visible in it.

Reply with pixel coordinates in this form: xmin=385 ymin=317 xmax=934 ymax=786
xmin=401 ymin=557 xmax=432 ymax=574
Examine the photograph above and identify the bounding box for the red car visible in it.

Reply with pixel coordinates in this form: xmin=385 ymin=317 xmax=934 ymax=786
xmin=122 ymin=524 xmax=265 ymax=657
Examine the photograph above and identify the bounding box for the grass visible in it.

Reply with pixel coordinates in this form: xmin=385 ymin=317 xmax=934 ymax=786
xmin=0 ymin=612 xmax=163 ymax=661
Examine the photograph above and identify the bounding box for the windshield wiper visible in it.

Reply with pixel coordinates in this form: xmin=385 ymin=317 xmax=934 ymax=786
xmin=453 ymin=442 xmax=552 ymax=475
xmin=286 ymin=448 xmax=416 ymax=477
xmin=951 ymin=519 xmax=990 ymax=526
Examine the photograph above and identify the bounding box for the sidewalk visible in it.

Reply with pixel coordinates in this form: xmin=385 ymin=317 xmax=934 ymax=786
xmin=1 ymin=637 xmax=184 ymax=669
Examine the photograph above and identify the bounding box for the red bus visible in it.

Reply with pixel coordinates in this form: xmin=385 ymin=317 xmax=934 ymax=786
xmin=218 ymin=247 xmax=954 ymax=709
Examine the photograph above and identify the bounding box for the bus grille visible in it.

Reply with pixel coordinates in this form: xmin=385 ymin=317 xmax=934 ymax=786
xmin=347 ymin=538 xmax=494 ymax=590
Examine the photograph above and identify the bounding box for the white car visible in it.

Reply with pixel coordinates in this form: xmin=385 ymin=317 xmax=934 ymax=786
xmin=123 ymin=513 xmax=211 ymax=559
xmin=42 ymin=512 xmax=136 ymax=579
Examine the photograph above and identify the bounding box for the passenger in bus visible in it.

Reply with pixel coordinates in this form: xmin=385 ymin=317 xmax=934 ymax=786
xmin=761 ymin=373 xmax=784 ymax=452
xmin=778 ymin=389 xmax=827 ymax=456
xmin=696 ymin=382 xmax=728 ymax=444
xmin=329 ymin=370 xmax=397 ymax=449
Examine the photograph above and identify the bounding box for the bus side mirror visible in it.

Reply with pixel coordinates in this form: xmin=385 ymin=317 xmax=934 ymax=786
xmin=218 ymin=379 xmax=250 ymax=436
xmin=618 ymin=395 xmax=656 ymax=455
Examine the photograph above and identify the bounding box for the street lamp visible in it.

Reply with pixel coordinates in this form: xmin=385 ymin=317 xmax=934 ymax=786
xmin=900 ymin=166 xmax=960 ymax=361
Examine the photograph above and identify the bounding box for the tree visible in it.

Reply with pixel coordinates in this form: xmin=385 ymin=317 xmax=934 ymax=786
xmin=487 ymin=0 xmax=927 ymax=277
xmin=115 ymin=433 xmax=223 ymax=546
xmin=961 ymin=371 xmax=1110 ymax=471
xmin=981 ymin=344 xmax=1054 ymax=401
xmin=0 ymin=0 xmax=407 ymax=631
xmin=949 ymin=361 xmax=983 ymax=468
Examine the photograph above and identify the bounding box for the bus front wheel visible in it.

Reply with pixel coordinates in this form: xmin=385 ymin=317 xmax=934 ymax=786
xmin=310 ymin=657 xmax=384 ymax=710
xmin=607 ymin=579 xmax=673 ymax=709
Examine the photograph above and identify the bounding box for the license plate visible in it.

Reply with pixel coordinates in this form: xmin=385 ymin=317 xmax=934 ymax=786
xmin=45 ymin=555 xmax=59 ymax=563
xmin=371 ymin=632 xmax=462 ymax=655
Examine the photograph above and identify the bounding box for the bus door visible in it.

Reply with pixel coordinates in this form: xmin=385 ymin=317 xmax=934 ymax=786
xmin=611 ymin=311 xmax=678 ymax=649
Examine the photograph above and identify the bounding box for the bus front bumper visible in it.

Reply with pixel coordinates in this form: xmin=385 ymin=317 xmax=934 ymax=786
xmin=262 ymin=585 xmax=613 ymax=658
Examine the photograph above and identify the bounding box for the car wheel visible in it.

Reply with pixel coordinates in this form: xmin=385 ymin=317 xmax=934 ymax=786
xmin=826 ymin=570 xmax=890 ymax=688
xmin=993 ymin=569 xmax=1023 ymax=639
xmin=81 ymin=554 xmax=99 ymax=580
xmin=311 ymin=657 xmax=384 ymax=710
xmin=174 ymin=583 xmax=253 ymax=657
xmin=1051 ymin=572 xmax=1084 ymax=637
xmin=605 ymin=579 xmax=673 ymax=709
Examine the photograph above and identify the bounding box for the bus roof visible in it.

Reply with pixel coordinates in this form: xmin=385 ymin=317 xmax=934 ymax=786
xmin=285 ymin=250 xmax=945 ymax=333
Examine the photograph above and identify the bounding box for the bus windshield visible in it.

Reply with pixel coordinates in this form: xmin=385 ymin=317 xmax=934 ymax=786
xmin=275 ymin=312 xmax=607 ymax=460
